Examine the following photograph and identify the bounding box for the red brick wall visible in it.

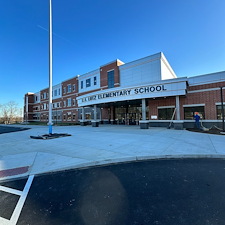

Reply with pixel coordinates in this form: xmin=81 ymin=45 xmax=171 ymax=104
xmin=100 ymin=61 xmax=121 ymax=88
xmin=147 ymin=86 xmax=224 ymax=120
xmin=148 ymin=97 xmax=176 ymax=119
xmin=62 ymin=77 xmax=78 ymax=96
xmin=180 ymin=89 xmax=222 ymax=119
xmin=101 ymin=108 xmax=110 ymax=120
xmin=188 ymin=81 xmax=225 ymax=91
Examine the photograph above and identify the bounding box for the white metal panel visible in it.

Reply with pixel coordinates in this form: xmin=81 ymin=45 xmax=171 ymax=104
xmin=120 ymin=58 xmax=161 ymax=87
xmin=188 ymin=71 xmax=225 ymax=86
xmin=160 ymin=54 xmax=177 ymax=80
xmin=52 ymin=83 xmax=62 ymax=99
xmin=79 ymin=69 xmax=100 ymax=93
xmin=34 ymin=92 xmax=40 ymax=103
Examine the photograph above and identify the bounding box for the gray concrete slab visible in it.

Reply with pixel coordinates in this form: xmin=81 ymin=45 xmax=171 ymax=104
xmin=0 ymin=124 xmax=225 ymax=181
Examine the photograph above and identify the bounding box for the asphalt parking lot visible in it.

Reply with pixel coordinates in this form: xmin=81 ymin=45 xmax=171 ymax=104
xmin=1 ymin=158 xmax=225 ymax=225
xmin=0 ymin=126 xmax=30 ymax=134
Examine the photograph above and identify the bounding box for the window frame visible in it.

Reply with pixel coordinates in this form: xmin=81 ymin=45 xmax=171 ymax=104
xmin=67 ymin=84 xmax=72 ymax=93
xmin=94 ymin=76 xmax=97 ymax=85
xmin=183 ymin=104 xmax=205 ymax=120
xmin=67 ymin=98 xmax=72 ymax=107
xmin=86 ymin=78 xmax=91 ymax=88
xmin=158 ymin=106 xmax=175 ymax=120
xmin=107 ymin=70 xmax=115 ymax=89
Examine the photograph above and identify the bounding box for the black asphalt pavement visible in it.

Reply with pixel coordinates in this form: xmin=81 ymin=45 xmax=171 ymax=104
xmin=1 ymin=158 xmax=225 ymax=225
xmin=0 ymin=126 xmax=30 ymax=134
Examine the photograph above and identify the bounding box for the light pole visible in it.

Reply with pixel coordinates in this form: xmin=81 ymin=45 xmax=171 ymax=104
xmin=48 ymin=0 xmax=53 ymax=134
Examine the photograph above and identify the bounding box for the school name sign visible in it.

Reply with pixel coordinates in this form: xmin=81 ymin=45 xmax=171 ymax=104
xmin=77 ymin=80 xmax=187 ymax=107
xmin=78 ymin=84 xmax=169 ymax=106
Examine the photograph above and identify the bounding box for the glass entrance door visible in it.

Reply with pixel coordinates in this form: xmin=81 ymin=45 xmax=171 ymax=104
xmin=127 ymin=113 xmax=141 ymax=125
xmin=114 ymin=100 xmax=147 ymax=125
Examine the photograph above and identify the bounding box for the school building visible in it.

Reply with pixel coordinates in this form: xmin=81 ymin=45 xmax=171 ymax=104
xmin=24 ymin=52 xmax=225 ymax=129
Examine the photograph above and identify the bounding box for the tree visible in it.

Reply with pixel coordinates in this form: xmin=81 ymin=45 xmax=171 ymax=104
xmin=0 ymin=101 xmax=22 ymax=124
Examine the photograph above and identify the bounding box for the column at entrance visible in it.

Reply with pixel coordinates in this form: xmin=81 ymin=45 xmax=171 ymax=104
xmin=176 ymin=96 xmax=180 ymax=120
xmin=80 ymin=107 xmax=86 ymax=126
xmin=140 ymin=99 xmax=149 ymax=129
xmin=173 ymin=96 xmax=184 ymax=130
xmin=92 ymin=104 xmax=99 ymax=127
xmin=110 ymin=105 xmax=114 ymax=125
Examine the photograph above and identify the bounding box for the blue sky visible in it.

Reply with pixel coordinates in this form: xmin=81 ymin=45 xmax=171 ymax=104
xmin=1 ymin=0 xmax=225 ymax=108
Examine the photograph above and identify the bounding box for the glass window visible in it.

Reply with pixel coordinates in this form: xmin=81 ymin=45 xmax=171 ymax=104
xmin=73 ymin=84 xmax=76 ymax=91
xmin=67 ymin=84 xmax=71 ymax=93
xmin=108 ymin=70 xmax=114 ymax=88
xmin=54 ymin=90 xmax=57 ymax=96
xmin=85 ymin=113 xmax=91 ymax=120
xmin=67 ymin=98 xmax=71 ymax=107
xmin=63 ymin=101 xmax=66 ymax=107
xmin=216 ymin=105 xmax=225 ymax=119
xmin=94 ymin=76 xmax=97 ymax=85
xmin=184 ymin=106 xmax=205 ymax=120
xmin=73 ymin=99 xmax=76 ymax=106
xmin=58 ymin=88 xmax=60 ymax=95
xmin=67 ymin=112 xmax=72 ymax=121
xmin=63 ymin=87 xmax=66 ymax=94
xmin=86 ymin=78 xmax=91 ymax=87
xmin=158 ymin=107 xmax=175 ymax=120
xmin=81 ymin=81 xmax=83 ymax=89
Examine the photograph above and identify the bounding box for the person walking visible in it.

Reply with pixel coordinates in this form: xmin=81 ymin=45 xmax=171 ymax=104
xmin=194 ymin=112 xmax=200 ymax=129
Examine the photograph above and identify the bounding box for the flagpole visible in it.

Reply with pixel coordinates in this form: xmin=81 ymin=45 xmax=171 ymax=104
xmin=48 ymin=0 xmax=53 ymax=134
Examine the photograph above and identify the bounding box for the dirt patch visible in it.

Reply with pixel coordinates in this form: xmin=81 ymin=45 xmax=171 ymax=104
xmin=186 ymin=126 xmax=225 ymax=135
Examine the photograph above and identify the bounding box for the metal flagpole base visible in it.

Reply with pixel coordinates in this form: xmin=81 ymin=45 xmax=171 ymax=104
xmin=48 ymin=124 xmax=53 ymax=134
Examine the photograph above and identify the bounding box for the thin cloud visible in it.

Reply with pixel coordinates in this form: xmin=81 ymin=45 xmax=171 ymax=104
xmin=37 ymin=24 xmax=75 ymax=45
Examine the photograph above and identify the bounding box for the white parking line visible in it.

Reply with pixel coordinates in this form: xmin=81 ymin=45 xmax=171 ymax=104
xmin=0 ymin=216 xmax=10 ymax=225
xmin=0 ymin=186 xmax=23 ymax=196
xmin=0 ymin=175 xmax=34 ymax=225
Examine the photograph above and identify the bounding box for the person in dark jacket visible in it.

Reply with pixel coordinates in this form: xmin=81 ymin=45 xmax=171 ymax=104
xmin=194 ymin=112 xmax=200 ymax=129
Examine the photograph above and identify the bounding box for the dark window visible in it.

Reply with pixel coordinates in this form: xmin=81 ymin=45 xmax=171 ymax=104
xmin=81 ymin=81 xmax=83 ymax=89
xmin=94 ymin=76 xmax=97 ymax=85
xmin=86 ymin=78 xmax=91 ymax=87
xmin=158 ymin=108 xmax=175 ymax=120
xmin=184 ymin=106 xmax=205 ymax=120
xmin=216 ymin=105 xmax=225 ymax=119
xmin=108 ymin=70 xmax=114 ymax=88
xmin=73 ymin=84 xmax=76 ymax=91
xmin=67 ymin=84 xmax=71 ymax=93
xmin=67 ymin=98 xmax=71 ymax=107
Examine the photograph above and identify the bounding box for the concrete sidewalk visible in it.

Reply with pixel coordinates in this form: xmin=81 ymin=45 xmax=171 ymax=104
xmin=0 ymin=124 xmax=224 ymax=181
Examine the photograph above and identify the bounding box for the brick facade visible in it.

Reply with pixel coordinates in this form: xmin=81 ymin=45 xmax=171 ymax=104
xmin=100 ymin=60 xmax=123 ymax=89
xmin=24 ymin=54 xmax=225 ymax=126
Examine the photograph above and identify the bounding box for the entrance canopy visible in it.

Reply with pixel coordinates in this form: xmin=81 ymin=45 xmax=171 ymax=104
xmin=77 ymin=77 xmax=187 ymax=107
